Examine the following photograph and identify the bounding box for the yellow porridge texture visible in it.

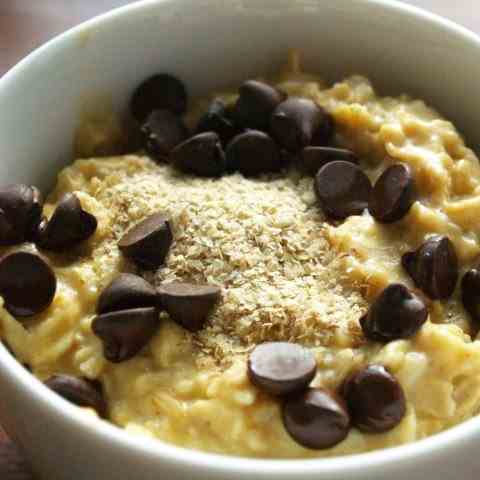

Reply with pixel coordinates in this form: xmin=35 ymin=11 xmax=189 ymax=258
xmin=2 ymin=59 xmax=480 ymax=458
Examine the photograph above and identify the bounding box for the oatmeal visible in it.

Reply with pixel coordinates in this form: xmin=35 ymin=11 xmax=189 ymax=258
xmin=1 ymin=53 xmax=480 ymax=458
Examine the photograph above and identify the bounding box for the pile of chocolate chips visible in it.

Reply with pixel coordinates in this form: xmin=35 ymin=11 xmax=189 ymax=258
xmin=0 ymin=187 xmax=97 ymax=319
xmin=248 ymin=342 xmax=406 ymax=449
xmin=95 ymin=209 xmax=221 ymax=363
xmin=361 ymin=233 xmax=462 ymax=343
xmin=132 ymin=75 xmax=336 ymax=176
xmin=93 ymin=272 xmax=221 ymax=363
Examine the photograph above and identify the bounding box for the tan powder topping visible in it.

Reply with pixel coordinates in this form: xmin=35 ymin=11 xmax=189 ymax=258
xmin=76 ymin=158 xmax=368 ymax=366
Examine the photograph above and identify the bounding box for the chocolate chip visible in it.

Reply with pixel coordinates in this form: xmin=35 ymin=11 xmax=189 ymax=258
xmin=157 ymin=282 xmax=221 ymax=332
xmin=27 ymin=187 xmax=44 ymax=239
xmin=31 ymin=216 xmax=48 ymax=244
xmin=196 ymin=98 xmax=238 ymax=145
xmin=462 ymin=266 xmax=480 ymax=328
xmin=300 ymin=147 xmax=358 ymax=175
xmin=369 ymin=164 xmax=416 ymax=223
xmin=118 ymin=213 xmax=173 ymax=270
xmin=402 ymin=235 xmax=458 ymax=300
xmin=92 ymin=307 xmax=160 ymax=363
xmin=97 ymin=274 xmax=158 ymax=314
xmin=279 ymin=149 xmax=296 ymax=169
xmin=282 ymin=388 xmax=350 ymax=449
xmin=45 ymin=374 xmax=107 ymax=418
xmin=36 ymin=193 xmax=97 ymax=251
xmin=360 ymin=283 xmax=428 ymax=342
xmin=170 ymin=132 xmax=226 ymax=177
xmin=131 ymin=74 xmax=187 ymax=122
xmin=248 ymin=342 xmax=317 ymax=396
xmin=312 ymin=112 xmax=335 ymax=146
xmin=270 ymin=98 xmax=330 ymax=152
xmin=0 ymin=251 xmax=56 ymax=317
xmin=225 ymin=130 xmax=280 ymax=176
xmin=234 ymin=80 xmax=286 ymax=131
xmin=341 ymin=365 xmax=406 ymax=433
xmin=141 ymin=109 xmax=188 ymax=159
xmin=314 ymin=161 xmax=372 ymax=220
xmin=0 ymin=184 xmax=44 ymax=245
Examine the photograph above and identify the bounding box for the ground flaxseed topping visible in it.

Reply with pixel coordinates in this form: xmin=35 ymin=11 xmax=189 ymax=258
xmin=87 ymin=159 xmax=368 ymax=365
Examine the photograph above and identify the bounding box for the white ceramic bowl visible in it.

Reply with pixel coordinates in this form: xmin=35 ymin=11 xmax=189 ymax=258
xmin=1 ymin=0 xmax=480 ymax=478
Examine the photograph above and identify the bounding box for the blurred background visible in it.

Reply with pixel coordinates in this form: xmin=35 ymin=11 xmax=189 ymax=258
xmin=0 ymin=0 xmax=477 ymax=478
xmin=0 ymin=1 xmax=478 ymax=75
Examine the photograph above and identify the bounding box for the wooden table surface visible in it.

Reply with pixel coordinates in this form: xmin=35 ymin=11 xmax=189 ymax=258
xmin=0 ymin=1 xmax=477 ymax=478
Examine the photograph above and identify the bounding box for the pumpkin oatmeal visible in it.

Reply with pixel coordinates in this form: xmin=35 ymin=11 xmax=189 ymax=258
xmin=1 ymin=54 xmax=480 ymax=458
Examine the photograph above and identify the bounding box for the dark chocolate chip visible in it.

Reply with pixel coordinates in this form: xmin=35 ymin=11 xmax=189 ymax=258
xmin=270 ymin=98 xmax=330 ymax=152
xmin=36 ymin=193 xmax=97 ymax=251
xmin=462 ymin=266 xmax=480 ymax=328
xmin=97 ymin=273 xmax=158 ymax=314
xmin=401 ymin=252 xmax=416 ymax=282
xmin=31 ymin=216 xmax=48 ymax=244
xmin=279 ymin=149 xmax=296 ymax=169
xmin=45 ymin=374 xmax=107 ymax=418
xmin=341 ymin=365 xmax=406 ymax=433
xmin=314 ymin=161 xmax=372 ymax=220
xmin=0 ymin=184 xmax=44 ymax=245
xmin=157 ymin=282 xmax=221 ymax=332
xmin=234 ymin=80 xmax=286 ymax=131
xmin=92 ymin=307 xmax=160 ymax=363
xmin=131 ymin=74 xmax=187 ymax=122
xmin=170 ymin=132 xmax=226 ymax=177
xmin=300 ymin=147 xmax=358 ymax=175
xmin=312 ymin=112 xmax=335 ymax=146
xmin=225 ymin=130 xmax=281 ymax=176
xmin=360 ymin=283 xmax=428 ymax=342
xmin=247 ymin=342 xmax=317 ymax=396
xmin=27 ymin=187 xmax=44 ymax=241
xmin=141 ymin=109 xmax=188 ymax=159
xmin=196 ymin=98 xmax=238 ymax=145
xmin=402 ymin=235 xmax=458 ymax=300
xmin=369 ymin=164 xmax=416 ymax=223
xmin=118 ymin=213 xmax=173 ymax=270
xmin=283 ymin=388 xmax=350 ymax=449
xmin=0 ymin=251 xmax=56 ymax=317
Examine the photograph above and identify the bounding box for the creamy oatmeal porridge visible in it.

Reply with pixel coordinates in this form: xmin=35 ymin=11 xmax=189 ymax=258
xmin=1 ymin=53 xmax=480 ymax=458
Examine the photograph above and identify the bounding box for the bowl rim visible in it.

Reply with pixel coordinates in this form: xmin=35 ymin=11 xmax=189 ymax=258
xmin=1 ymin=0 xmax=480 ymax=476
